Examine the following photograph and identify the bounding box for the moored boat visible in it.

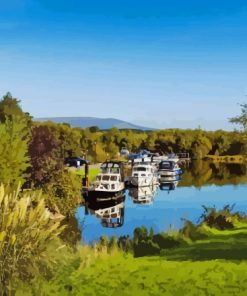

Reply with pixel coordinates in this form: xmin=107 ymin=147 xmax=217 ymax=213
xmin=129 ymin=162 xmax=158 ymax=187
xmin=158 ymin=160 xmax=182 ymax=178
xmin=85 ymin=161 xmax=125 ymax=199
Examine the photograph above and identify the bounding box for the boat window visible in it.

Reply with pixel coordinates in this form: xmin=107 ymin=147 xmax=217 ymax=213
xmin=111 ymin=184 xmax=115 ymax=189
xmin=96 ymin=176 xmax=101 ymax=181
xmin=110 ymin=176 xmax=118 ymax=181
xmin=102 ymin=175 xmax=110 ymax=181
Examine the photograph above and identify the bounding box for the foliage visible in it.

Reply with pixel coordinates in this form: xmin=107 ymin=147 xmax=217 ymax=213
xmin=0 ymin=92 xmax=32 ymax=124
xmin=180 ymin=219 xmax=207 ymax=240
xmin=229 ymin=103 xmax=247 ymax=131
xmin=43 ymin=169 xmax=82 ymax=217
xmin=152 ymin=233 xmax=182 ymax=249
xmin=28 ymin=125 xmax=62 ymax=187
xmin=132 ymin=226 xmax=183 ymax=257
xmin=0 ymin=184 xmax=65 ymax=295
xmin=199 ymin=204 xmax=247 ymax=230
xmin=0 ymin=118 xmax=30 ymax=185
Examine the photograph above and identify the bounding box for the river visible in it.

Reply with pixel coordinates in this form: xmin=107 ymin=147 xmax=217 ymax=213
xmin=76 ymin=161 xmax=247 ymax=244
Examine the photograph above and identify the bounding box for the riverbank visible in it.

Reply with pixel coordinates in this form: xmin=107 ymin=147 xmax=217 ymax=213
xmin=16 ymin=252 xmax=247 ymax=295
xmin=14 ymin=206 xmax=247 ymax=295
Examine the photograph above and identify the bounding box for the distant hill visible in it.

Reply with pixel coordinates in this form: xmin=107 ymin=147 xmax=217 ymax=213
xmin=35 ymin=117 xmax=154 ymax=131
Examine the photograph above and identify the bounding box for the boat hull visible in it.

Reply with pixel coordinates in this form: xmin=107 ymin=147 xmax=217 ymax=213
xmin=84 ymin=189 xmax=125 ymax=201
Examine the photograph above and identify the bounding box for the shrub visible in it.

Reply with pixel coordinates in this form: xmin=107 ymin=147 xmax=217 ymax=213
xmin=153 ymin=233 xmax=182 ymax=249
xmin=43 ymin=169 xmax=82 ymax=217
xmin=180 ymin=220 xmax=207 ymax=240
xmin=117 ymin=235 xmax=133 ymax=253
xmin=133 ymin=226 xmax=149 ymax=244
xmin=133 ymin=240 xmax=160 ymax=257
xmin=200 ymin=205 xmax=236 ymax=230
xmin=0 ymin=184 xmax=65 ymax=295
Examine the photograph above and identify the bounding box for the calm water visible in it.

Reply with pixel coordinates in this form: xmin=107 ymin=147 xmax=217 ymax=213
xmin=76 ymin=161 xmax=247 ymax=244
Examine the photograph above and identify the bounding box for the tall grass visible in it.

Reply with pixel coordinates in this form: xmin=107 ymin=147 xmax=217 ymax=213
xmin=0 ymin=184 xmax=65 ymax=295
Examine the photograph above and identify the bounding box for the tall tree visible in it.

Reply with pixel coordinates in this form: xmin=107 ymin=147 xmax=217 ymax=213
xmin=0 ymin=118 xmax=30 ymax=185
xmin=229 ymin=103 xmax=247 ymax=131
xmin=28 ymin=125 xmax=62 ymax=187
xmin=0 ymin=92 xmax=31 ymax=123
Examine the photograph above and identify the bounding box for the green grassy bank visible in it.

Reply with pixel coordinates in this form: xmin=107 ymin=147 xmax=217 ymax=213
xmin=16 ymin=252 xmax=247 ymax=296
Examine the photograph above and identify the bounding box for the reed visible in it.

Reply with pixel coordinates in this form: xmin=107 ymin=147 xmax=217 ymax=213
xmin=0 ymin=184 xmax=65 ymax=295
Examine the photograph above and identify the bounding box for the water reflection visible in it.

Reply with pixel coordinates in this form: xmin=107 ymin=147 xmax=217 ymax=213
xmin=85 ymin=195 xmax=125 ymax=228
xmin=159 ymin=175 xmax=181 ymax=193
xmin=129 ymin=185 xmax=159 ymax=204
xmin=180 ymin=161 xmax=247 ymax=187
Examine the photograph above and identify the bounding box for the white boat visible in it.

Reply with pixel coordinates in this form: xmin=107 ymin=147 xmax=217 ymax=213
xmin=158 ymin=160 xmax=182 ymax=178
xmin=87 ymin=162 xmax=125 ymax=199
xmin=129 ymin=185 xmax=158 ymax=204
xmin=130 ymin=162 xmax=159 ymax=187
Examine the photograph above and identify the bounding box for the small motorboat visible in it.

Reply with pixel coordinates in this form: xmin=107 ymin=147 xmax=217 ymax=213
xmin=85 ymin=161 xmax=125 ymax=199
xmin=158 ymin=160 xmax=182 ymax=178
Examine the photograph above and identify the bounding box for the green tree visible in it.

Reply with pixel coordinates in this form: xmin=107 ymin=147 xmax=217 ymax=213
xmin=0 ymin=92 xmax=31 ymax=124
xmin=0 ymin=118 xmax=30 ymax=185
xmin=229 ymin=103 xmax=247 ymax=131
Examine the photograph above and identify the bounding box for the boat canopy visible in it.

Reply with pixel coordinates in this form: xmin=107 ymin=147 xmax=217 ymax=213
xmin=159 ymin=161 xmax=175 ymax=170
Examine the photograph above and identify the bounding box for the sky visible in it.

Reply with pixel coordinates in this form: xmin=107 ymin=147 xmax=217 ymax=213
xmin=0 ymin=0 xmax=247 ymax=130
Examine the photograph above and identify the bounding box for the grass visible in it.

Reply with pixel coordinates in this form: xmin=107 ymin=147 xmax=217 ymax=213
xmin=15 ymin=252 xmax=247 ymax=296
xmin=75 ymin=167 xmax=100 ymax=183
xmin=14 ymin=217 xmax=247 ymax=295
xmin=13 ymin=206 xmax=247 ymax=295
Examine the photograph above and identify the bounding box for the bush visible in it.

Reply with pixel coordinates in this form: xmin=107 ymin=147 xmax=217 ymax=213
xmin=117 ymin=235 xmax=133 ymax=253
xmin=180 ymin=220 xmax=207 ymax=240
xmin=0 ymin=184 xmax=64 ymax=295
xmin=133 ymin=240 xmax=160 ymax=257
xmin=43 ymin=169 xmax=82 ymax=217
xmin=200 ymin=205 xmax=235 ymax=230
xmin=153 ymin=233 xmax=182 ymax=249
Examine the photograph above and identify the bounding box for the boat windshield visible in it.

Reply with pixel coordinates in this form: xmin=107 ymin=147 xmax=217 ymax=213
xmin=101 ymin=168 xmax=120 ymax=174
xmin=134 ymin=167 xmax=147 ymax=172
xmin=110 ymin=168 xmax=120 ymax=174
xmin=159 ymin=162 xmax=174 ymax=170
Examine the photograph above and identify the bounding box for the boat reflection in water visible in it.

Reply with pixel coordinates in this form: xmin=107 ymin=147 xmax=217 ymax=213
xmin=159 ymin=175 xmax=181 ymax=193
xmin=84 ymin=194 xmax=125 ymax=228
xmin=129 ymin=185 xmax=158 ymax=204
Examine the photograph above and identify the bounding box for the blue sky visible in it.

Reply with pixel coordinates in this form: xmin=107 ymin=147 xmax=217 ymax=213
xmin=0 ymin=1 xmax=247 ymax=130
